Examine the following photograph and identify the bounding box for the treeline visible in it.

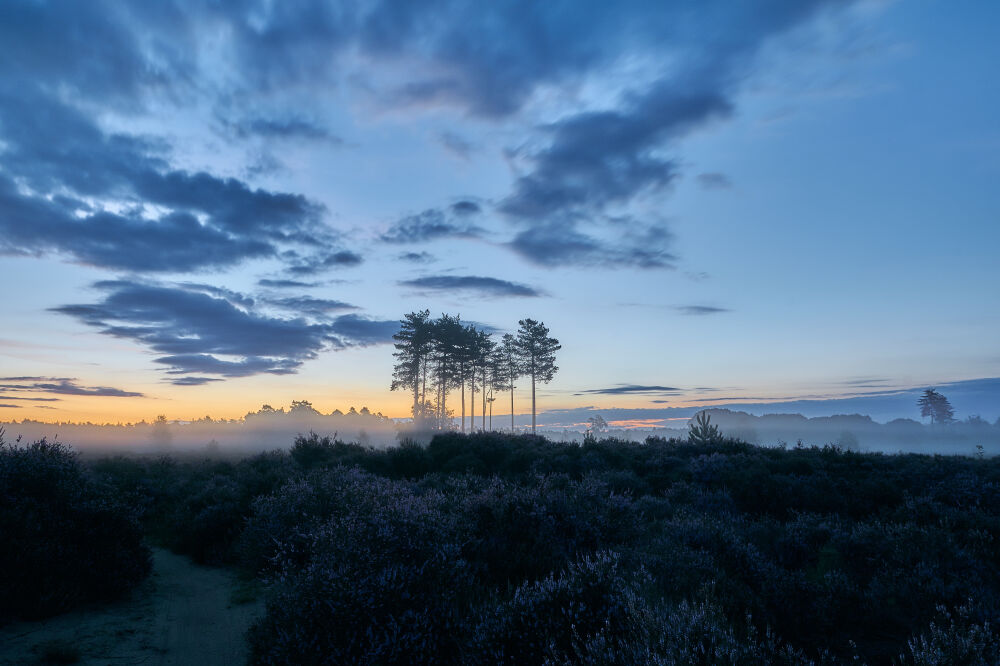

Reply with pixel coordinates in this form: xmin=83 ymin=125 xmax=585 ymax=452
xmin=390 ymin=311 xmax=559 ymax=433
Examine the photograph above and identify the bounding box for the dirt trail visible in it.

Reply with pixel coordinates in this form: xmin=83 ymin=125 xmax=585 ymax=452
xmin=0 ymin=548 xmax=264 ymax=665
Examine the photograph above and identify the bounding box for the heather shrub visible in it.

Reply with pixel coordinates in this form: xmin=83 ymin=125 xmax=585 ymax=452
xmin=903 ymin=602 xmax=1000 ymax=665
xmin=456 ymin=475 xmax=642 ymax=587
xmin=469 ymin=551 xmax=648 ymax=664
xmin=248 ymin=468 xmax=468 ymax=665
xmin=0 ymin=437 xmax=150 ymax=623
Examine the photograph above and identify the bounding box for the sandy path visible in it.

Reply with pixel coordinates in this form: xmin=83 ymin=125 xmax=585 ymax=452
xmin=0 ymin=548 xmax=264 ymax=665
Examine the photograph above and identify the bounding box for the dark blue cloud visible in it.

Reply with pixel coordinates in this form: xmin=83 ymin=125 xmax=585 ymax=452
xmin=258 ymin=279 xmax=322 ymax=289
xmin=0 ymin=377 xmax=142 ymax=398
xmin=675 ymin=305 xmax=730 ymax=316
xmin=0 ymin=0 xmax=852 ymax=278
xmin=50 ymin=281 xmax=392 ymax=382
xmin=0 ymin=87 xmax=331 ymax=271
xmin=287 ymin=251 xmax=364 ymax=275
xmin=400 ymin=275 xmax=543 ymax=298
xmin=169 ymin=376 xmax=223 ymax=387
xmin=508 ymin=222 xmax=677 ymax=269
xmin=224 ymin=116 xmax=340 ymax=142
xmin=265 ymin=296 xmax=358 ymax=317
xmin=397 ymin=251 xmax=435 ymax=264
xmin=576 ymin=385 xmax=683 ymax=396
xmin=328 ymin=314 xmax=399 ymax=345
xmin=380 ymin=208 xmax=483 ymax=244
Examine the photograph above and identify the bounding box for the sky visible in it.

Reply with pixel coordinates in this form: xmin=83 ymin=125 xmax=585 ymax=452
xmin=1 ymin=0 xmax=998 ymax=425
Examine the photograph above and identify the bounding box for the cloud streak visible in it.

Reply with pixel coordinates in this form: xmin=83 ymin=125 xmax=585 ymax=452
xmin=0 ymin=378 xmax=142 ymax=398
xmin=576 ymin=385 xmax=684 ymax=396
xmin=400 ymin=275 xmax=543 ymax=298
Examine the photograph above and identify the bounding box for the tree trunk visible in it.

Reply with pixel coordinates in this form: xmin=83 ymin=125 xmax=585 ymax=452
xmin=531 ymin=366 xmax=536 ymax=435
xmin=470 ymin=366 xmax=475 ymax=432
xmin=510 ymin=385 xmax=515 ymax=432
xmin=412 ymin=372 xmax=419 ymax=421
xmin=461 ymin=368 xmax=465 ymax=433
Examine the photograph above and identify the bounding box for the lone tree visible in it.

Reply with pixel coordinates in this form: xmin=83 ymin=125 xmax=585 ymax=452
xmin=918 ymin=388 xmax=955 ymax=424
xmin=515 ymin=318 xmax=560 ymax=435
xmin=688 ymin=410 xmax=722 ymax=445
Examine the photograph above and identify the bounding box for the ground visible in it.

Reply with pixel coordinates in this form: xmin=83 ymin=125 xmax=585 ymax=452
xmin=0 ymin=549 xmax=263 ymax=665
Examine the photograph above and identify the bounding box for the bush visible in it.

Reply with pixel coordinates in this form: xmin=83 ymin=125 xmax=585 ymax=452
xmin=247 ymin=468 xmax=468 ymax=665
xmin=0 ymin=437 xmax=150 ymax=623
xmin=470 ymin=551 xmax=648 ymax=664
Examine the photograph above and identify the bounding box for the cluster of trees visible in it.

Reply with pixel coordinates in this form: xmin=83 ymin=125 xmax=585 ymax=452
xmin=918 ymin=388 xmax=956 ymax=424
xmin=390 ymin=311 xmax=560 ymax=434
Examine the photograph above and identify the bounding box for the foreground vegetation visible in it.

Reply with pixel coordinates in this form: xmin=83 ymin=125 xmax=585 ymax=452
xmin=4 ymin=430 xmax=999 ymax=664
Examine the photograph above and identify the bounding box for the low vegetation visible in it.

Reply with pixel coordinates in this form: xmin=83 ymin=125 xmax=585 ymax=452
xmin=0 ymin=431 xmax=150 ymax=624
xmin=5 ymin=428 xmax=999 ymax=663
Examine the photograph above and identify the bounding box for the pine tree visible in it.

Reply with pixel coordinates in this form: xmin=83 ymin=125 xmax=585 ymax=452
xmin=918 ymin=388 xmax=955 ymax=424
xmin=515 ymin=318 xmax=560 ymax=435
xmin=688 ymin=411 xmax=721 ymax=445
xmin=390 ymin=310 xmax=432 ymax=421
xmin=496 ymin=333 xmax=522 ymax=432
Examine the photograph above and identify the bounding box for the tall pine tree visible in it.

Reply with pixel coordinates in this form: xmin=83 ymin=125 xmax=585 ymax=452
xmin=515 ymin=319 xmax=560 ymax=435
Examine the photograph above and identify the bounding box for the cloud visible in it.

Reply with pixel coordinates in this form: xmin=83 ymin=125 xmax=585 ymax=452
xmin=0 ymin=87 xmax=329 ymax=272
xmin=439 ymin=132 xmax=477 ymax=159
xmin=697 ymin=172 xmax=733 ymax=189
xmin=0 ymin=405 xmax=20 ymax=409
xmin=265 ymin=296 xmax=358 ymax=317
xmin=0 ymin=378 xmax=142 ymax=398
xmin=287 ymin=251 xmax=364 ymax=275
xmin=400 ymin=275 xmax=543 ymax=298
xmin=328 ymin=314 xmax=399 ymax=345
xmin=169 ymin=376 xmax=223 ymax=386
xmin=226 ymin=116 xmax=340 ymax=142
xmin=0 ymin=395 xmax=61 ymax=402
xmin=508 ymin=222 xmax=677 ymax=269
xmin=501 ymin=89 xmax=731 ymax=222
xmin=674 ymin=305 xmax=730 ymax=316
xmin=50 ymin=280 xmax=392 ymax=383
xmin=257 ymin=279 xmax=322 ymax=289
xmin=380 ymin=208 xmax=483 ymax=244
xmin=0 ymin=0 xmax=856 ymax=280
xmin=576 ymin=385 xmax=683 ymax=396
xmin=397 ymin=251 xmax=435 ymax=264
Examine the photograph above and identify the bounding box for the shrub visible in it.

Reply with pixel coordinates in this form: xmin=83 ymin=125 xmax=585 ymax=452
xmin=248 ymin=468 xmax=468 ymax=665
xmin=903 ymin=602 xmax=1000 ymax=665
xmin=469 ymin=551 xmax=648 ymax=664
xmin=0 ymin=437 xmax=150 ymax=623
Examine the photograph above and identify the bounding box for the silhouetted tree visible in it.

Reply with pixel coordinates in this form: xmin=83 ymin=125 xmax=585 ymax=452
xmin=515 ymin=319 xmax=561 ymax=435
xmin=497 ymin=333 xmax=522 ymax=432
xmin=391 ymin=310 xmax=432 ymax=421
xmin=918 ymin=389 xmax=955 ymax=424
xmin=430 ymin=314 xmax=465 ymax=429
xmin=688 ymin=411 xmax=721 ymax=445
xmin=587 ymin=415 xmax=608 ymax=435
xmin=487 ymin=340 xmax=513 ymax=432
xmin=151 ymin=414 xmax=172 ymax=449
xmin=471 ymin=328 xmax=494 ymax=432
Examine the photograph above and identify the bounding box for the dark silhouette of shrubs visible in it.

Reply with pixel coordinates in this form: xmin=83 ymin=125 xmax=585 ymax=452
xmin=247 ymin=467 xmax=467 ymax=665
xmin=81 ymin=431 xmax=1000 ymax=663
xmin=0 ymin=436 xmax=150 ymax=623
